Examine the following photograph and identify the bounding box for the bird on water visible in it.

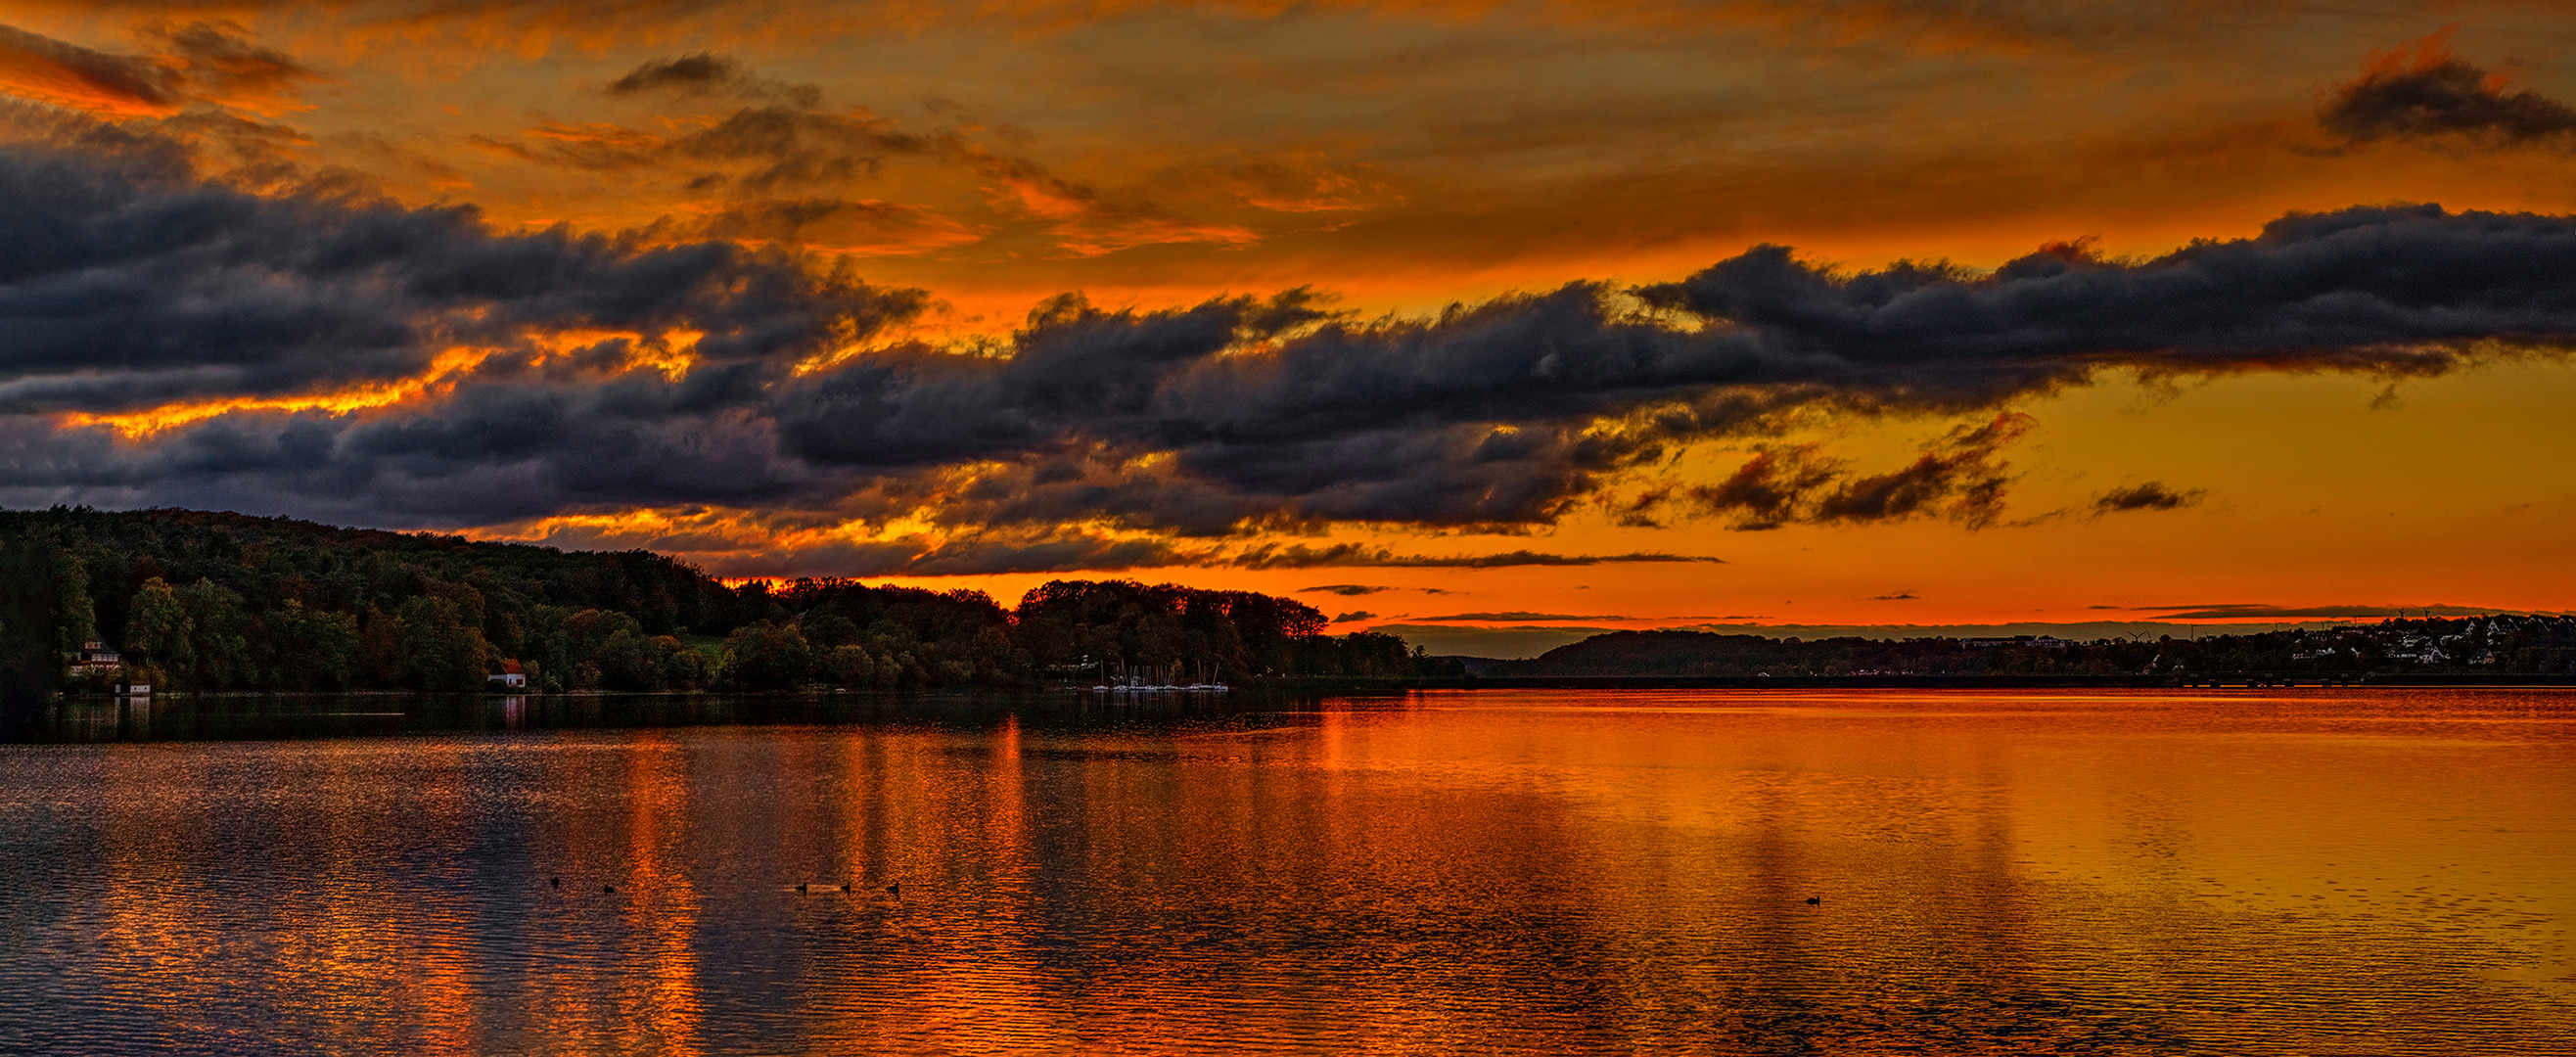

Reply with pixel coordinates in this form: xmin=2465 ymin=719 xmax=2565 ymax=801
xmin=549 ymin=877 xmax=561 ymax=889
xmin=886 ymin=882 xmax=901 ymax=896
xmin=604 ymin=884 xmax=617 ymax=894
xmin=1805 ymin=896 xmax=1820 ymax=905
xmin=797 ymin=883 xmax=808 ymax=895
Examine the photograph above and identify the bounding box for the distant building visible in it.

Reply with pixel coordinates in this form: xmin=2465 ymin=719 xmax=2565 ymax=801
xmin=488 ymin=659 xmax=527 ymax=689
xmin=67 ymin=641 xmax=120 ymax=678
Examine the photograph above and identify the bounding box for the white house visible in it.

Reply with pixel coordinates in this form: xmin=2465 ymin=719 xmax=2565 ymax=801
xmin=488 ymin=659 xmax=528 ymax=689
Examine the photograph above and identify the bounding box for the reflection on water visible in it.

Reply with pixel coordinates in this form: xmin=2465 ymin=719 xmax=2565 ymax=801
xmin=1 ymin=689 xmax=2571 ymax=1054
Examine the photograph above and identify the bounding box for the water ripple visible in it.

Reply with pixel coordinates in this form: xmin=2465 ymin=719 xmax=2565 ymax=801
xmin=0 ymin=690 xmax=2570 ymax=1054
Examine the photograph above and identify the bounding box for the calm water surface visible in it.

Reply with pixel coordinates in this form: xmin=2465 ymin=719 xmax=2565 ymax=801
xmin=1 ymin=689 xmax=2570 ymax=1055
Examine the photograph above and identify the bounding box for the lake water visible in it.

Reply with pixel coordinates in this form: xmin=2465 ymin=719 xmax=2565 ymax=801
xmin=1 ymin=689 xmax=2570 ymax=1055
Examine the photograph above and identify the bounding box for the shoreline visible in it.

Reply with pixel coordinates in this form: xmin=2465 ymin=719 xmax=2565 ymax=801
xmin=52 ymin=670 xmax=2576 ymax=702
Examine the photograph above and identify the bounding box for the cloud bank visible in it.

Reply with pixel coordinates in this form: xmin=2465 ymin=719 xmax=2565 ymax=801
xmin=8 ymin=111 xmax=2576 ymax=573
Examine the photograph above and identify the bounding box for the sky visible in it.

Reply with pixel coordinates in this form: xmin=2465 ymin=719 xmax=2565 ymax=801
xmin=1 ymin=0 xmax=2573 ymax=652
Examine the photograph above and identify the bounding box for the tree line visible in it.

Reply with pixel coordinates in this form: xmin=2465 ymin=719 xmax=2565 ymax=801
xmin=1 ymin=507 xmax=1434 ymax=695
xmin=1498 ymin=620 xmax=2576 ymax=677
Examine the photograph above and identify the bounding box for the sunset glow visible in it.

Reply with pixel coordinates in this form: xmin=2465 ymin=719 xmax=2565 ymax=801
xmin=3 ymin=2 xmax=2574 ymax=645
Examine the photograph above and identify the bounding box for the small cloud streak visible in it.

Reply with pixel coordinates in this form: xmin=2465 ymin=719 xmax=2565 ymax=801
xmin=2320 ymin=30 xmax=2576 ymax=147
xmin=2092 ymin=481 xmax=2204 ymax=514
xmin=0 ymin=22 xmax=318 ymax=118
xmin=496 ymin=53 xmax=1259 ymax=257
xmin=605 ymin=52 xmax=819 ymax=107
xmin=0 ymin=24 xmax=183 ymax=116
xmin=2139 ymin=603 xmax=2505 ymax=620
xmin=1411 ymin=612 xmax=1630 ymax=622
xmin=1230 ymin=545 xmax=1725 ymax=570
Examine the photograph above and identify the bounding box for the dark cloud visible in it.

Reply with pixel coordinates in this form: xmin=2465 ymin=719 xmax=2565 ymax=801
xmin=790 ymin=534 xmax=1189 ymax=578
xmin=1684 ymin=414 xmax=2028 ymax=529
xmin=0 ymin=129 xmax=922 ymax=419
xmin=0 ymin=22 xmax=316 ymax=116
xmin=603 ymin=53 xmax=855 ymax=134
xmin=669 ymin=105 xmax=939 ymax=191
xmin=494 ymin=518 xmax=1200 ymax=578
xmin=2092 ymin=481 xmax=2203 ymax=514
xmin=2321 ymin=36 xmax=2576 ymax=147
xmin=501 ymin=60 xmax=1251 ymax=255
xmin=1813 ymin=414 xmax=2021 ymax=528
xmin=0 ymin=24 xmax=178 ymax=115
xmin=1227 ymin=545 xmax=1725 ymax=570
xmin=1330 ymin=610 xmax=1376 ymax=622
xmin=1869 ymin=591 xmax=1918 ymax=600
xmin=495 ymin=52 xmax=948 ymax=196
xmin=140 ymin=21 xmax=319 ymax=105
xmin=1632 ymin=213 xmax=2549 ymax=375
xmin=775 ymin=283 xmax=1802 ymax=529
xmin=0 ymin=123 xmax=927 ymax=527
xmin=1301 ymin=583 xmax=1392 ymax=596
xmin=607 ymin=54 xmax=749 ymax=96
xmin=17 ymin=115 xmax=2576 ymax=573
xmin=486 ymin=106 xmax=943 ymax=193
xmin=1680 ymin=450 xmax=1833 ymax=529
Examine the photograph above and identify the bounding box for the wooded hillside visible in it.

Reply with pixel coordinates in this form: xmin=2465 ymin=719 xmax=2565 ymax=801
xmin=0 ymin=507 xmax=1430 ymax=694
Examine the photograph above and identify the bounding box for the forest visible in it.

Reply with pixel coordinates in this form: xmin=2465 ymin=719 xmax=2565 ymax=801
xmin=0 ymin=507 xmax=1430 ymax=696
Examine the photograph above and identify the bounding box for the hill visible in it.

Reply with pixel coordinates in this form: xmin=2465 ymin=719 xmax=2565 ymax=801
xmin=1493 ymin=622 xmax=2576 ymax=678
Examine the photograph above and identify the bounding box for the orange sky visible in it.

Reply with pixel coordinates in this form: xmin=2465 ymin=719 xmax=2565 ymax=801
xmin=2 ymin=0 xmax=2574 ymax=651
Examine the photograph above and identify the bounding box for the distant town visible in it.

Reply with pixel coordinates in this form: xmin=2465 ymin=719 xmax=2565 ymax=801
xmin=1457 ymin=617 xmax=2576 ymax=684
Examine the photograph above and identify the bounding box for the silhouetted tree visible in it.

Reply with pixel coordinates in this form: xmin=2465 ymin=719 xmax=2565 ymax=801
xmin=722 ymin=623 xmax=812 ymax=690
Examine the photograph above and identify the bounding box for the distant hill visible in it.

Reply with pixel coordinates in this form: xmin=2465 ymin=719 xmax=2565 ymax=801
xmin=1488 ymin=622 xmax=2576 ymax=678
xmin=1497 ymin=630 xmax=1827 ymax=676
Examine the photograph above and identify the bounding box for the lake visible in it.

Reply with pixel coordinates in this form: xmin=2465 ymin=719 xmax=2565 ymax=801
xmin=1 ymin=689 xmax=2570 ymax=1054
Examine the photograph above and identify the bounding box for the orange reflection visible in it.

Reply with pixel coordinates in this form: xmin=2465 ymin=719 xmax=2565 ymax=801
xmin=623 ymin=733 xmax=706 ymax=1053
xmin=904 ymin=717 xmax=1078 ymax=1054
xmin=23 ymin=690 xmax=2575 ymax=1051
